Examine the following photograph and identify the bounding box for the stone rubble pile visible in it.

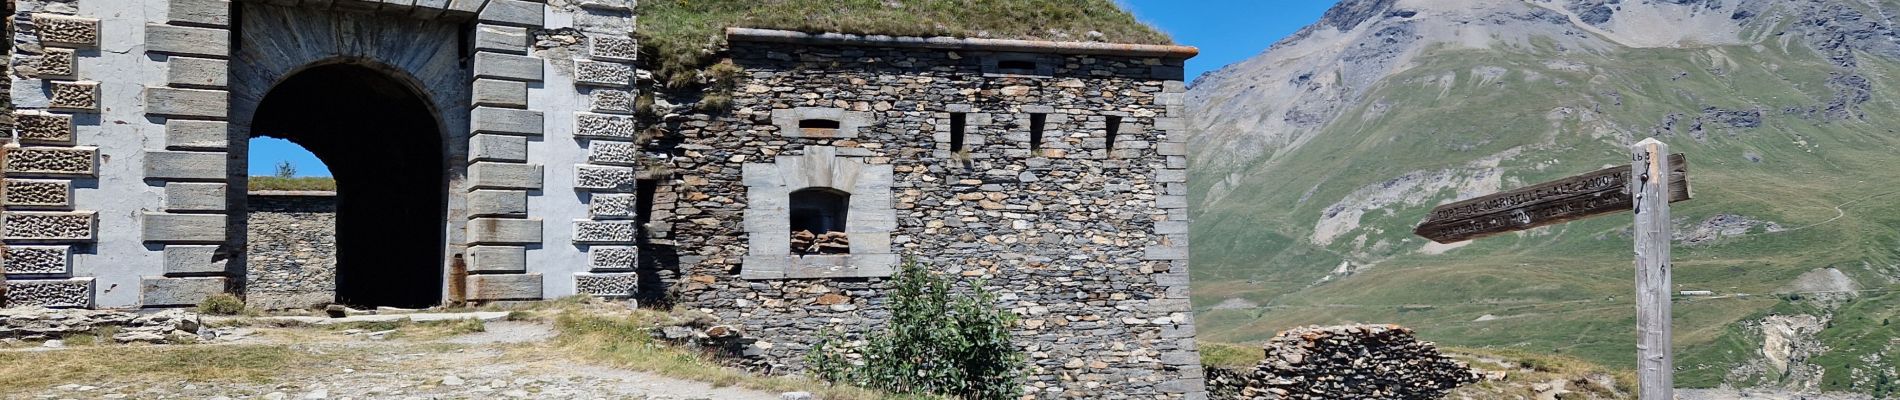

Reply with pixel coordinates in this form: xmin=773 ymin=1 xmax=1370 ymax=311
xmin=0 ymin=306 xmax=205 ymax=343
xmin=1210 ymin=324 xmax=1481 ymax=400
xmin=788 ymin=230 xmax=850 ymax=254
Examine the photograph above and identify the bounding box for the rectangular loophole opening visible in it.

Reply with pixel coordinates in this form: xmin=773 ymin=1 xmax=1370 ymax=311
xmin=997 ymin=60 xmax=1038 ymax=74
xmin=1105 ymin=115 xmax=1123 ymax=156
xmin=949 ymin=113 xmax=967 ymax=152
xmin=1029 ymin=113 xmax=1047 ymax=152
xmin=799 ymin=119 xmax=841 ymax=136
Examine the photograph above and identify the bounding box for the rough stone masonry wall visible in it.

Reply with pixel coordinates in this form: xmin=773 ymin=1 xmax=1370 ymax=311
xmin=663 ymin=37 xmax=1200 ymax=398
xmin=1206 ymin=324 xmax=1482 ymax=400
xmin=244 ymin=192 xmax=337 ymax=310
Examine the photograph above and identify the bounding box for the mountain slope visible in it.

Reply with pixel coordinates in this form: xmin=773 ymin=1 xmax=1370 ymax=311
xmin=1188 ymin=0 xmax=1900 ymax=393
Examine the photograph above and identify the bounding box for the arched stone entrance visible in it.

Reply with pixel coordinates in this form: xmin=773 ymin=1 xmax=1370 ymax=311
xmin=229 ymin=4 xmax=473 ymax=309
xmin=250 ymin=64 xmax=447 ymax=308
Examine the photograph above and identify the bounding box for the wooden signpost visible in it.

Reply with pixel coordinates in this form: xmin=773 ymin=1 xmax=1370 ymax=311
xmin=1413 ymin=139 xmax=1690 ymax=399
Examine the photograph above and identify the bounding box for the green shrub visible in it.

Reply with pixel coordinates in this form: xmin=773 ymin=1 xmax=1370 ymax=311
xmin=809 ymin=259 xmax=1023 ymax=399
xmin=196 ymin=294 xmax=249 ymax=316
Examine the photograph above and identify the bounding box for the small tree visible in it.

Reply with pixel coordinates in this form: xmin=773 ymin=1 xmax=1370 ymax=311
xmin=808 ymin=259 xmax=1023 ymax=399
xmin=274 ymin=161 xmax=296 ymax=178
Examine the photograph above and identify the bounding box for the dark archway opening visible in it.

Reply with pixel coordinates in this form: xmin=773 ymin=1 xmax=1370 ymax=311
xmin=251 ymin=63 xmax=446 ymax=308
xmin=789 ymin=188 xmax=850 ymax=255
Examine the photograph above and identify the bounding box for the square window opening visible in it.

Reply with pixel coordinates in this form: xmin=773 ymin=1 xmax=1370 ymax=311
xmin=790 ymin=187 xmax=850 ymax=255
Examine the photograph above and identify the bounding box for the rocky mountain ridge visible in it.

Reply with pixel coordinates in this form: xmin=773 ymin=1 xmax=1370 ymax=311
xmin=1189 ymin=0 xmax=1900 ymax=394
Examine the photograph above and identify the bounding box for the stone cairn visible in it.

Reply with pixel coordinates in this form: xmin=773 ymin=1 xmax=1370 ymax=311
xmin=0 ymin=306 xmax=204 ymax=343
xmin=1209 ymin=324 xmax=1482 ymax=400
xmin=789 ymin=230 xmax=850 ymax=255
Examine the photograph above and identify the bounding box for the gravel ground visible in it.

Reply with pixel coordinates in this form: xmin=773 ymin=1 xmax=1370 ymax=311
xmin=10 ymin=319 xmax=784 ymax=400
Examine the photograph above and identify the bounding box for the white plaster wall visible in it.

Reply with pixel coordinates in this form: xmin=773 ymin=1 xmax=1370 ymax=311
xmin=80 ymin=1 xmax=170 ymax=307
xmin=523 ymin=7 xmax=591 ymax=298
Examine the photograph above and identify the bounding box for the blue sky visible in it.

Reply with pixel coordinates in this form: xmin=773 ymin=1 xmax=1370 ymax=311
xmin=247 ymin=1 xmax=1340 ymax=177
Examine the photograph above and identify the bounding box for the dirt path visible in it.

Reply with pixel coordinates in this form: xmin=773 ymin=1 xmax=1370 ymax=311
xmin=10 ymin=320 xmax=785 ymax=400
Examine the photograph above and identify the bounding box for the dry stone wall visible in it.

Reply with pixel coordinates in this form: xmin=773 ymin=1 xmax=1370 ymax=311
xmin=1206 ymin=324 xmax=1482 ymax=400
xmin=654 ymin=31 xmax=1201 ymax=398
xmin=244 ymin=192 xmax=337 ymax=310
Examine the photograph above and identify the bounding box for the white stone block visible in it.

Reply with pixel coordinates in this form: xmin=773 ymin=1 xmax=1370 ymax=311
xmin=142 ymin=213 xmax=225 ymax=243
xmin=467 ymin=218 xmax=542 ymax=244
xmin=164 ymin=182 xmax=227 ymax=211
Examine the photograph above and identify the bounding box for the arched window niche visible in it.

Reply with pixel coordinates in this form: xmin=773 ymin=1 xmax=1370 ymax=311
xmin=741 ymin=146 xmax=898 ymax=280
xmin=789 ymin=187 xmax=851 ymax=255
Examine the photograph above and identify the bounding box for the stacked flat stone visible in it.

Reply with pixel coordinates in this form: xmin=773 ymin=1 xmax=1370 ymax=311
xmin=0 ymin=307 xmax=201 ymax=343
xmin=1220 ymin=324 xmax=1480 ymax=400
xmin=789 ymin=230 xmax=851 ymax=255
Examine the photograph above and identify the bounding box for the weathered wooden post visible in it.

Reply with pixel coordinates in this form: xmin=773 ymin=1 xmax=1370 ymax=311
xmin=1630 ymin=138 xmax=1674 ymax=399
xmin=1414 ymin=138 xmax=1692 ymax=398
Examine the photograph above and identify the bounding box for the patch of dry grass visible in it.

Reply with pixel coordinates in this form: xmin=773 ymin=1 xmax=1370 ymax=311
xmin=553 ymin=310 xmax=937 ymax=400
xmin=0 ymin=345 xmax=318 ymax=394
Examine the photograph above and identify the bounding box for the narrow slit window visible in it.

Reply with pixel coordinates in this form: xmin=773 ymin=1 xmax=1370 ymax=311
xmin=949 ymin=113 xmax=967 ymax=152
xmin=799 ymin=119 xmax=842 ymax=136
xmin=1105 ymin=115 xmax=1123 ymax=153
xmin=997 ymin=60 xmax=1038 ymax=74
xmin=1029 ymin=113 xmax=1047 ymax=152
xmin=790 ymin=188 xmax=851 ymax=255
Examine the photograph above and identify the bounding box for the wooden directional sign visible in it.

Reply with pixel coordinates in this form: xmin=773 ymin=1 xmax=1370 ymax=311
xmin=1413 ymin=154 xmax=1691 ymax=244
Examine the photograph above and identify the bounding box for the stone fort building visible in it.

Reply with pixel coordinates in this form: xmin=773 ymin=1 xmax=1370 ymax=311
xmin=1 ymin=0 xmax=1203 ymax=397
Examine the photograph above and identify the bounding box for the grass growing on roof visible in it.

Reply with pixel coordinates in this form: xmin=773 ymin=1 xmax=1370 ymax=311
xmin=248 ymin=176 xmax=337 ymax=191
xmin=637 ymin=0 xmax=1172 ymax=86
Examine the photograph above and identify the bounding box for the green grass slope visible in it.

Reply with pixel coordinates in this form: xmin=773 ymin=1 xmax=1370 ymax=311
xmin=1190 ymin=37 xmax=1900 ymax=392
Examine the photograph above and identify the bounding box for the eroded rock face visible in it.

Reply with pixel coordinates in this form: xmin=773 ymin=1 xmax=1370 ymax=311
xmin=1209 ymin=324 xmax=1481 ymax=400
